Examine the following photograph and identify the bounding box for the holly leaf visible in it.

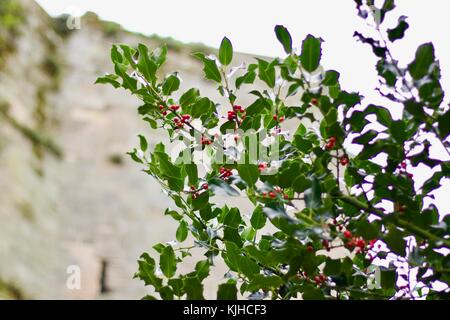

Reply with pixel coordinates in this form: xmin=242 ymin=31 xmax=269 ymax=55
xmin=301 ymin=35 xmax=322 ymax=72
xmin=275 ymin=25 xmax=292 ymax=54
xmin=217 ymin=283 xmax=237 ymax=300
xmin=219 ymin=37 xmax=233 ymax=66
xmin=160 ymin=246 xmax=177 ymax=278
xmin=193 ymin=52 xmax=222 ymax=83
xmin=162 ymin=73 xmax=180 ymax=96
xmin=176 ymin=220 xmax=188 ymax=242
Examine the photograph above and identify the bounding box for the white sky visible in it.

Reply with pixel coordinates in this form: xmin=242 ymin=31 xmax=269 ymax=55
xmin=34 ymin=0 xmax=450 ymax=101
xmin=35 ymin=0 xmax=450 ymax=214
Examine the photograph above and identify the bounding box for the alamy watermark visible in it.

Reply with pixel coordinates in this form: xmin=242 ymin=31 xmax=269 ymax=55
xmin=66 ymin=265 xmax=81 ymax=290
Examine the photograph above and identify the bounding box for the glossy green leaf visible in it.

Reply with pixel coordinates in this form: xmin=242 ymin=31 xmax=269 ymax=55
xmin=387 ymin=16 xmax=409 ymax=42
xmin=95 ymin=74 xmax=121 ymax=88
xmin=176 ymin=220 xmax=188 ymax=242
xmin=138 ymin=134 xmax=148 ymax=152
xmin=217 ymin=283 xmax=237 ymax=300
xmin=137 ymin=43 xmax=157 ymax=83
xmin=408 ymin=43 xmax=435 ymax=80
xmin=162 ymin=73 xmax=181 ymax=96
xmin=275 ymin=25 xmax=292 ymax=54
xmin=193 ymin=52 xmax=222 ymax=83
xmin=219 ymin=37 xmax=233 ymax=66
xmin=183 ymin=276 xmax=204 ymax=300
xmin=180 ymin=88 xmax=200 ymax=107
xmin=384 ymin=227 xmax=406 ymax=257
xmin=237 ymin=164 xmax=260 ymax=186
xmin=160 ymin=246 xmax=177 ymax=278
xmin=301 ymin=35 xmax=322 ymax=72
xmin=250 ymin=206 xmax=267 ymax=230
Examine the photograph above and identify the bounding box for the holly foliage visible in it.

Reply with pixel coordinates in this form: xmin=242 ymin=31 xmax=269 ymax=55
xmin=97 ymin=0 xmax=450 ymax=300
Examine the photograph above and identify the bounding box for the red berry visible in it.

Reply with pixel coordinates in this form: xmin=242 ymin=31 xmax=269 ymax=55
xmin=261 ymin=192 xmax=268 ymax=197
xmin=269 ymin=191 xmax=276 ymax=199
xmin=283 ymin=194 xmax=289 ymax=199
xmin=407 ymin=173 xmax=413 ymax=179
xmin=356 ymin=239 xmax=366 ymax=249
xmin=322 ymin=239 xmax=329 ymax=248
xmin=170 ymin=105 xmax=180 ymax=111
xmin=279 ymin=116 xmax=285 ymax=123
xmin=162 ymin=111 xmax=168 ymax=116
xmin=233 ymin=105 xmax=243 ymax=112
xmin=343 ymin=230 xmax=352 ymax=239
xmin=340 ymin=156 xmax=349 ymax=166
xmin=401 ymin=161 xmax=407 ymax=169
xmin=202 ymin=183 xmax=208 ymax=190
xmin=329 ymin=136 xmax=336 ymax=143
xmin=258 ymin=163 xmax=267 ymax=171
xmin=311 ymin=98 xmax=319 ymax=106
xmin=273 ymin=115 xmax=278 ymax=121
xmin=307 ymin=245 xmax=314 ymax=252
xmin=173 ymin=118 xmax=179 ymax=123
xmin=159 ymin=105 xmax=164 ymax=110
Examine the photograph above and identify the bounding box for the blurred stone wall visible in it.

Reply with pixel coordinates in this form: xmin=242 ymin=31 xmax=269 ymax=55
xmin=0 ymin=0 xmax=312 ymax=299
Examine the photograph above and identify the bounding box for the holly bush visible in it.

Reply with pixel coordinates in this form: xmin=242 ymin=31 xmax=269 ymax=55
xmin=96 ymin=0 xmax=449 ymax=300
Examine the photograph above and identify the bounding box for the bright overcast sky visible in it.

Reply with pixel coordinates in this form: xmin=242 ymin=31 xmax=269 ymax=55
xmin=35 ymin=0 xmax=450 ymax=213
xmin=35 ymin=0 xmax=450 ymax=94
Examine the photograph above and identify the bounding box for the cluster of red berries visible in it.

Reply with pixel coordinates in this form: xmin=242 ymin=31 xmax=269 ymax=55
xmin=228 ymin=105 xmax=246 ymax=121
xmin=325 ymin=136 xmax=337 ymax=150
xmin=298 ymin=271 xmax=326 ymax=286
xmin=172 ymin=115 xmax=191 ymax=128
xmin=233 ymin=105 xmax=245 ymax=113
xmin=343 ymin=230 xmax=369 ymax=253
xmin=273 ymin=115 xmax=285 ymax=123
xmin=190 ymin=183 xmax=209 ymax=199
xmin=313 ymin=274 xmax=327 ymax=286
xmin=158 ymin=105 xmax=191 ymax=128
xmin=201 ymin=135 xmax=212 ymax=145
xmin=227 ymin=110 xmax=237 ymax=121
xmin=219 ymin=167 xmax=233 ymax=180
xmin=260 ymin=186 xmax=289 ymax=200
xmin=340 ymin=155 xmax=349 ymax=166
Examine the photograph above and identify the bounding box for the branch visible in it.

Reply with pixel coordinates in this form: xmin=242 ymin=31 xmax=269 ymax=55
xmin=336 ymin=193 xmax=450 ymax=248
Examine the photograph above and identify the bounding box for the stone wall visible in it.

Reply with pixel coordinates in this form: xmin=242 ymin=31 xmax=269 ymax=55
xmin=0 ymin=0 xmax=305 ymax=299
